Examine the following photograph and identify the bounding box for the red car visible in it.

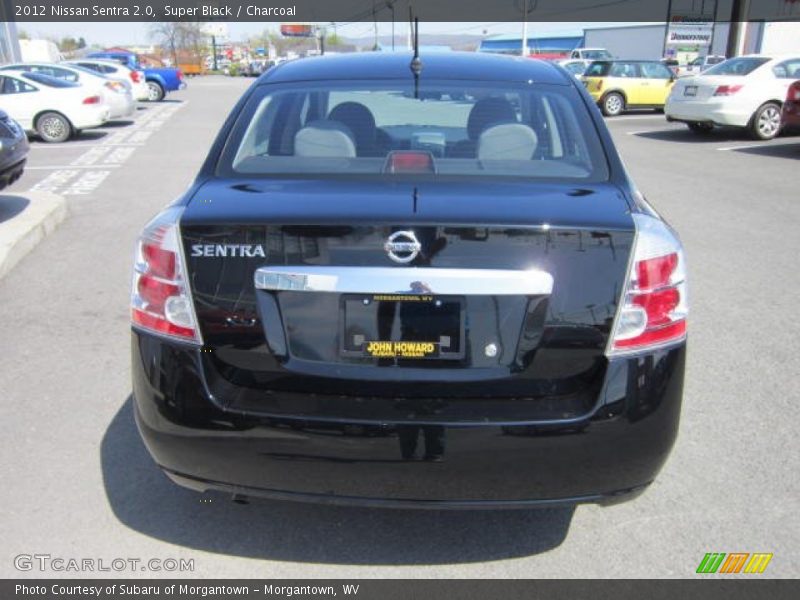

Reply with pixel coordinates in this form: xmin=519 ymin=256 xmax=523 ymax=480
xmin=782 ymin=80 xmax=800 ymax=130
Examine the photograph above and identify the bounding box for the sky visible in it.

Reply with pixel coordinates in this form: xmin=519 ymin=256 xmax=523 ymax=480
xmin=15 ymin=20 xmax=611 ymax=46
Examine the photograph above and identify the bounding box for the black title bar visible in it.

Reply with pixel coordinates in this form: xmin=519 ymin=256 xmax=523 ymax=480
xmin=2 ymin=0 xmax=800 ymax=22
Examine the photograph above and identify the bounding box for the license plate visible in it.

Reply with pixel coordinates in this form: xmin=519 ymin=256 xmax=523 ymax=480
xmin=684 ymin=86 xmax=698 ymax=97
xmin=341 ymin=294 xmax=465 ymax=360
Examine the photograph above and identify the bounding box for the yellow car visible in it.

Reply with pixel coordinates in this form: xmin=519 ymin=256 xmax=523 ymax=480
xmin=583 ymin=60 xmax=677 ymax=116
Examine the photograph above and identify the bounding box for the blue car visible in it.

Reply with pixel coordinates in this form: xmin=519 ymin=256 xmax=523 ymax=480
xmin=130 ymin=52 xmax=688 ymax=509
xmin=87 ymin=51 xmax=185 ymax=101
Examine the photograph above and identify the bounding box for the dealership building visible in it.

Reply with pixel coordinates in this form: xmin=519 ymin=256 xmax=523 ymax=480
xmin=479 ymin=20 xmax=799 ymax=62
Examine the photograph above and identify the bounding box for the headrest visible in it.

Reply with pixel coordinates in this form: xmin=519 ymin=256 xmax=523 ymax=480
xmin=477 ymin=123 xmax=538 ymax=161
xmin=294 ymin=120 xmax=356 ymax=158
xmin=467 ymin=97 xmax=517 ymax=140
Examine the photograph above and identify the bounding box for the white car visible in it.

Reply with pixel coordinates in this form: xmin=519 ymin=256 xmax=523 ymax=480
xmin=558 ymin=59 xmax=589 ymax=78
xmin=666 ymin=54 xmax=800 ymax=140
xmin=0 ymin=62 xmax=135 ymax=119
xmin=569 ymin=48 xmax=613 ymax=61
xmin=65 ymin=59 xmax=149 ymax=102
xmin=0 ymin=71 xmax=110 ymax=143
xmin=677 ymin=55 xmax=726 ymax=77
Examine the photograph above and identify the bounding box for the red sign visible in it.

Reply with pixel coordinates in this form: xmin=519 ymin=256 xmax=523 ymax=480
xmin=280 ymin=24 xmax=314 ymax=38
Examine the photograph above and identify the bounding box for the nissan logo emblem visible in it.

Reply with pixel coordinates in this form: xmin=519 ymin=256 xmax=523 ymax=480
xmin=384 ymin=231 xmax=421 ymax=264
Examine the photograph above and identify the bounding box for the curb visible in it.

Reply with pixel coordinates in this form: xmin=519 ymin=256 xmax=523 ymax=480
xmin=0 ymin=191 xmax=68 ymax=280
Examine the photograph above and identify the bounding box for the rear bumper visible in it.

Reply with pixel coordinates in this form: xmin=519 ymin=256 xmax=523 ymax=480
xmin=108 ymin=94 xmax=136 ymax=119
xmin=132 ymin=330 xmax=685 ymax=508
xmin=0 ymin=157 xmax=26 ymax=190
xmin=665 ymin=98 xmax=752 ymax=127
xmin=71 ymin=105 xmax=110 ymax=130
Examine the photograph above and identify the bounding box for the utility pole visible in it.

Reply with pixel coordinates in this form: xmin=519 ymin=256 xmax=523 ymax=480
xmin=726 ymin=0 xmax=749 ymax=57
xmin=388 ymin=1 xmax=395 ymax=51
xmin=212 ymin=35 xmax=217 ymax=71
xmin=662 ymin=0 xmax=674 ymax=58
xmin=521 ymin=5 xmax=528 ymax=56
xmin=517 ymin=0 xmax=536 ymax=57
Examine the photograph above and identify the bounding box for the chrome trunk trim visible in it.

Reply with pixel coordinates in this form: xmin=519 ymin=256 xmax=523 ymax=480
xmin=254 ymin=266 xmax=553 ymax=296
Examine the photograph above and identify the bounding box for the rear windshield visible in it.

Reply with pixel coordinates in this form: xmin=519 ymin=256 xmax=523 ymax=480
xmin=704 ymin=57 xmax=770 ymax=76
xmin=584 ymin=62 xmax=611 ymax=77
xmin=582 ymin=50 xmax=612 ymax=60
xmin=21 ymin=72 xmax=78 ymax=88
xmin=219 ymin=80 xmax=608 ymax=182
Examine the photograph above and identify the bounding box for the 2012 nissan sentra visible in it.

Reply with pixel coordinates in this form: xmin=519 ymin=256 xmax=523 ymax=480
xmin=130 ymin=52 xmax=688 ymax=509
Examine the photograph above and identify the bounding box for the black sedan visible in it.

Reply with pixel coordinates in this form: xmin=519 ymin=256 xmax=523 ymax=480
xmin=0 ymin=109 xmax=28 ymax=190
xmin=130 ymin=52 xmax=688 ymax=509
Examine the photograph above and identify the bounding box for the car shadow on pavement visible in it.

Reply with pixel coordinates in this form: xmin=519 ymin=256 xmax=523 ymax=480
xmin=101 ymin=396 xmax=575 ymax=565
xmin=635 ymin=128 xmax=755 ymax=143
xmin=102 ymin=120 xmax=135 ymax=128
xmin=72 ymin=131 xmax=111 ymax=142
xmin=0 ymin=195 xmax=30 ymax=224
xmin=734 ymin=142 xmax=800 ymax=159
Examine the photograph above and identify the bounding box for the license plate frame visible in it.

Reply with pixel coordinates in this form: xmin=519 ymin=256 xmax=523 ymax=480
xmin=340 ymin=294 xmax=466 ymax=360
xmin=684 ymin=85 xmax=698 ymax=97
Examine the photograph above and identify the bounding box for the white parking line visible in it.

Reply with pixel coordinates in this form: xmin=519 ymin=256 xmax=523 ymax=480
xmin=29 ymin=143 xmax=145 ymax=150
xmin=25 ymin=100 xmax=188 ymax=195
xmin=606 ymin=114 xmax=668 ymax=121
xmin=25 ymin=165 xmax=121 ymax=170
xmin=716 ymin=142 xmax=785 ymax=151
xmin=62 ymin=170 xmax=111 ymax=196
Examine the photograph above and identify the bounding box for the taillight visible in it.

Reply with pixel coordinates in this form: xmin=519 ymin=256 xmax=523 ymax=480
xmin=713 ymin=84 xmax=743 ymax=96
xmin=790 ymin=83 xmax=800 ymax=102
xmin=131 ymin=207 xmax=201 ymax=343
xmin=130 ymin=70 xmax=142 ymax=83
xmin=82 ymin=95 xmax=101 ymax=104
xmin=178 ymin=70 xmax=184 ymax=81
xmin=608 ymin=213 xmax=688 ymax=355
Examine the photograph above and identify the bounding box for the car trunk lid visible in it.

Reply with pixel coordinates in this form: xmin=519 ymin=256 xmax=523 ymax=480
xmin=178 ymin=178 xmax=634 ymax=420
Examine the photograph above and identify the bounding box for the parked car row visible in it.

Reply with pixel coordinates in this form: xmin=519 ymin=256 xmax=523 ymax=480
xmin=0 ymin=51 xmax=187 ymax=146
xmin=86 ymin=51 xmax=186 ymax=102
xmin=0 ymin=62 xmax=137 ymax=119
xmin=556 ymin=52 xmax=800 ymax=141
xmin=0 ymin=70 xmax=111 ymax=143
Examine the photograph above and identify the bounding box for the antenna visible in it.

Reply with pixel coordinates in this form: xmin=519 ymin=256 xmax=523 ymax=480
xmin=409 ymin=13 xmax=421 ymax=99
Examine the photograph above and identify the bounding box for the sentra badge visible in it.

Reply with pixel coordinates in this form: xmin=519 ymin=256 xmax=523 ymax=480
xmin=191 ymin=244 xmax=266 ymax=258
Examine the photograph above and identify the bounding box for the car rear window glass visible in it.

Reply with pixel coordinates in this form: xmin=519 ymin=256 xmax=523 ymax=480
xmin=21 ymin=72 xmax=78 ymax=88
xmin=704 ymin=57 xmax=770 ymax=76
xmin=609 ymin=63 xmax=639 ymax=78
xmin=584 ymin=62 xmax=610 ymax=77
xmin=30 ymin=66 xmax=79 ymax=82
xmin=640 ymin=62 xmax=673 ymax=79
xmin=772 ymin=59 xmax=800 ymax=79
xmin=582 ymin=50 xmax=612 ymax=60
xmin=220 ymin=80 xmax=608 ymax=182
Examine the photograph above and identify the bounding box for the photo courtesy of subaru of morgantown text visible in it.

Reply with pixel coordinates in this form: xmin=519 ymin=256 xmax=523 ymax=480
xmin=1 ymin=0 xmax=799 ymax=588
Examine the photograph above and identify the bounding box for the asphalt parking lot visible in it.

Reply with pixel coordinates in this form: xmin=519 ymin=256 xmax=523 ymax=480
xmin=0 ymin=76 xmax=798 ymax=578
